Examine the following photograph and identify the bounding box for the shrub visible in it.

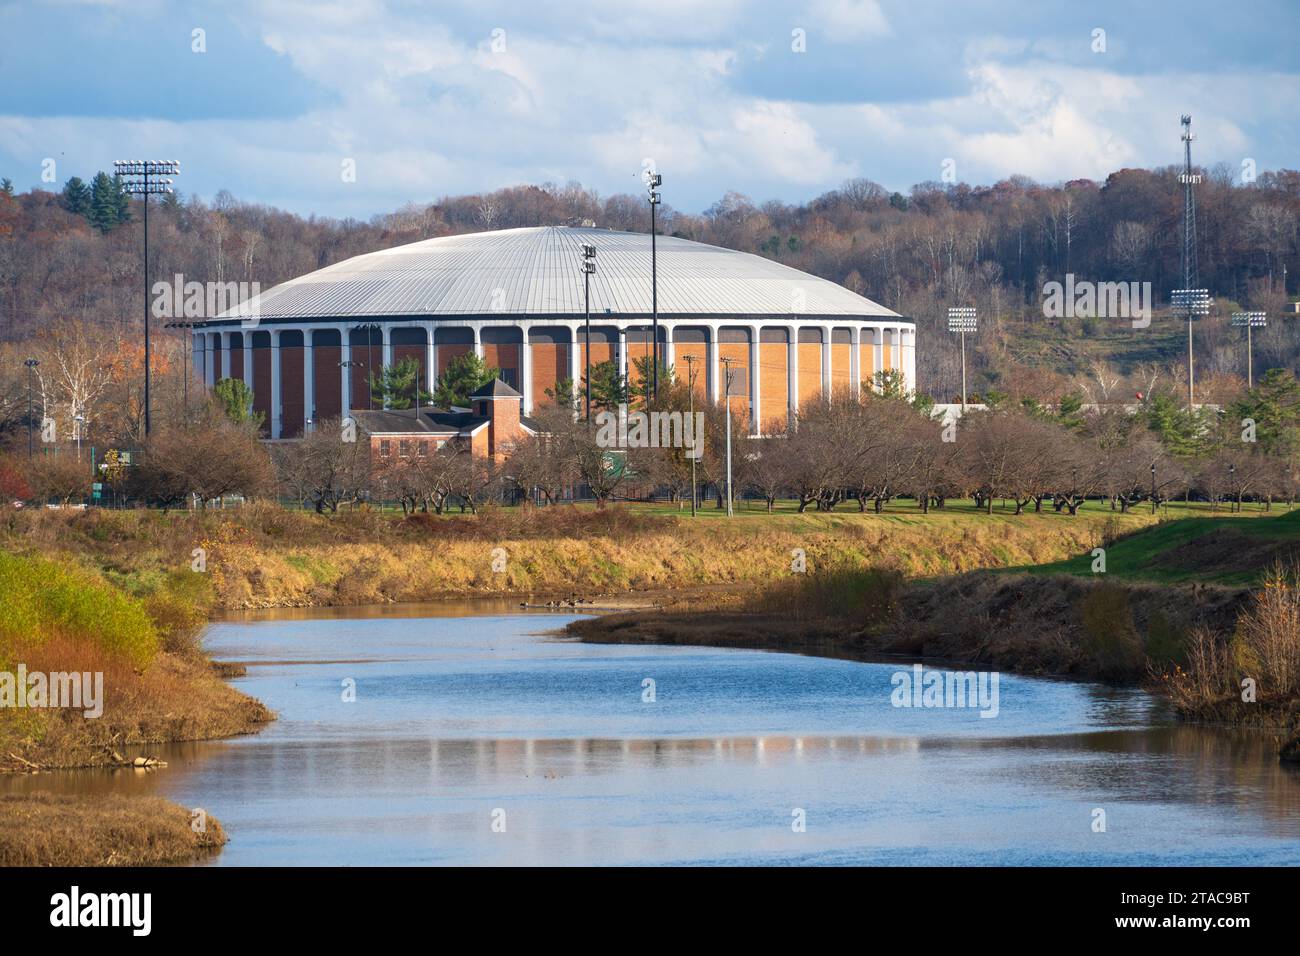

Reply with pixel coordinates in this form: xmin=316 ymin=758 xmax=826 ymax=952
xmin=0 ymin=551 xmax=160 ymax=666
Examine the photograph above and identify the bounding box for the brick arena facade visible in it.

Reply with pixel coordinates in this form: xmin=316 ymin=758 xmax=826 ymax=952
xmin=194 ymin=226 xmax=916 ymax=437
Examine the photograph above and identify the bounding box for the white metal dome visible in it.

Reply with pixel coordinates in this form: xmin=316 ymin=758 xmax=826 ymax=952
xmin=236 ymin=225 xmax=900 ymax=321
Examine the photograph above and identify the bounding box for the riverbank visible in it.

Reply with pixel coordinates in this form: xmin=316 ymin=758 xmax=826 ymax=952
xmin=567 ymin=511 xmax=1300 ymax=754
xmin=0 ymin=794 xmax=227 ymax=866
xmin=1 ymin=501 xmax=1168 ymax=609
xmin=0 ymin=550 xmax=272 ymax=866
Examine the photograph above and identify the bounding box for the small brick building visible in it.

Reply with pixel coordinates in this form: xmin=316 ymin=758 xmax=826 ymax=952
xmin=350 ymin=378 xmax=538 ymax=465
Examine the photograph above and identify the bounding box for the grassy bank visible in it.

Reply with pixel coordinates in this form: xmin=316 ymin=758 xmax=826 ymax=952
xmin=0 ymin=549 xmax=272 ymax=866
xmin=0 ymin=794 xmax=226 ymax=866
xmin=0 ymin=501 xmax=1180 ymax=610
xmin=0 ymin=551 xmax=273 ymax=772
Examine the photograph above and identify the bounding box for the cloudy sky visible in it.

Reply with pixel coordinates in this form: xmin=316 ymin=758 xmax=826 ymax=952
xmin=2 ymin=0 xmax=1298 ymax=218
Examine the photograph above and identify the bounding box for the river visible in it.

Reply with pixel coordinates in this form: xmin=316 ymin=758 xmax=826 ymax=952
xmin=8 ymin=604 xmax=1300 ymax=865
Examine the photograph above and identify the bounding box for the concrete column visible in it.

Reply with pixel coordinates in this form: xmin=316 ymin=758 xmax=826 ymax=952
xmin=821 ymin=329 xmax=831 ymax=402
xmin=787 ymin=326 xmax=798 ymax=425
xmin=303 ymin=329 xmax=315 ymax=431
xmin=242 ymin=332 xmax=253 ymax=385
xmin=270 ymin=329 xmax=282 ymax=439
xmin=424 ymin=322 xmax=436 ymax=398
xmin=617 ymin=325 xmax=628 ymax=382
xmin=192 ymin=332 xmax=205 ymax=387
xmin=749 ymin=325 xmax=761 ymax=435
xmin=520 ymin=323 xmax=533 ymax=415
xmin=569 ymin=324 xmax=582 ymax=402
xmin=905 ymin=327 xmax=916 ymax=393
xmin=663 ymin=324 xmax=675 ymax=372
xmin=707 ymin=324 xmax=720 ymax=404
xmin=472 ymin=325 xmax=483 ymax=359
xmin=340 ymin=328 xmax=352 ymax=418
xmin=873 ymin=326 xmax=883 ymax=384
xmin=851 ymin=327 xmax=861 ymax=399
xmin=219 ymin=330 xmax=232 ymax=379
xmin=894 ymin=326 xmax=903 ymax=376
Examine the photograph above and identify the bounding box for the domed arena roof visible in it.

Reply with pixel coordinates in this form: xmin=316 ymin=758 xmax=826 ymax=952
xmin=236 ymin=226 xmax=901 ymax=321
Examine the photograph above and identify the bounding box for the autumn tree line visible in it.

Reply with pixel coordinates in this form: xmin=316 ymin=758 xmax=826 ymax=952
xmin=3 ymin=157 xmax=1300 ymax=437
xmin=8 ymin=352 xmax=1296 ymax=518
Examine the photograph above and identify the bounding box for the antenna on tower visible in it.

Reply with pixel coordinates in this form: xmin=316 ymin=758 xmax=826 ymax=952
xmin=1172 ymin=115 xmax=1209 ymax=408
xmin=1180 ymin=115 xmax=1198 ymax=292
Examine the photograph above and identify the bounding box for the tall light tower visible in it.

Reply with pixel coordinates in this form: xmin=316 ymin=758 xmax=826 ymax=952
xmin=720 ymin=356 xmax=737 ymax=517
xmin=581 ymin=243 xmax=596 ymax=419
xmin=1231 ymin=311 xmax=1266 ymax=389
xmin=646 ymin=171 xmax=662 ymax=400
xmin=947 ymin=306 xmax=977 ymax=410
xmin=1175 ymin=116 xmax=1206 ymax=408
xmin=114 ymin=160 xmax=180 ymax=436
xmin=1171 ymin=288 xmax=1210 ymax=404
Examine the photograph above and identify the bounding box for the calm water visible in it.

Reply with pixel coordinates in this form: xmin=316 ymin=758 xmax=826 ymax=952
xmin=9 ymin=606 xmax=1300 ymax=866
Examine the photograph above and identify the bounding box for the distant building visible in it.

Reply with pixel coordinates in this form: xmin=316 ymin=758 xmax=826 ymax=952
xmin=349 ymin=379 xmax=537 ymax=464
xmin=196 ymin=225 xmax=915 ymax=438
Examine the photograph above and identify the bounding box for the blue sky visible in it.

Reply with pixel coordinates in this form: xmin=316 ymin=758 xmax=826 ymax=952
xmin=2 ymin=0 xmax=1298 ymax=218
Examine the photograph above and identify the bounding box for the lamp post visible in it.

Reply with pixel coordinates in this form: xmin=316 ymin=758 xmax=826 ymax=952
xmin=684 ymin=353 xmax=698 ymax=517
xmin=1171 ymin=288 xmax=1210 ymax=406
xmin=114 ymin=160 xmax=180 ymax=436
xmin=947 ymin=307 xmax=977 ymax=410
xmin=24 ymin=358 xmax=39 ymax=457
xmin=581 ymin=243 xmax=596 ymax=420
xmin=720 ymin=356 xmax=739 ymax=517
xmin=73 ymin=413 xmax=86 ymax=462
xmin=1228 ymin=462 xmax=1237 ymax=513
xmin=1230 ymin=311 xmax=1266 ymax=389
xmin=646 ymin=172 xmax=662 ymax=400
xmin=1150 ymin=462 xmax=1157 ymax=515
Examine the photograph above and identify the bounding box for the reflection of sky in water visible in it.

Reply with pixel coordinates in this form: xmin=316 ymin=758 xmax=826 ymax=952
xmin=8 ymin=613 xmax=1299 ymax=866
xmin=201 ymin=614 xmax=1161 ymax=742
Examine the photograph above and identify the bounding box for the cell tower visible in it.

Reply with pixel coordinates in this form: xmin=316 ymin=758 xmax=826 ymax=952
xmin=1172 ymin=116 xmax=1209 ymax=407
xmin=1180 ymin=115 xmax=1198 ymax=293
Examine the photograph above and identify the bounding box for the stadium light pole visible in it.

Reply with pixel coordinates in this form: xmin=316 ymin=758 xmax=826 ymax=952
xmin=684 ymin=353 xmax=698 ymax=517
xmin=24 ymin=358 xmax=39 ymax=458
xmin=114 ymin=160 xmax=180 ymax=437
xmin=721 ymin=356 xmax=737 ymax=517
xmin=1231 ymin=311 xmax=1266 ymax=389
xmin=581 ymin=243 xmax=596 ymax=420
xmin=646 ymin=172 xmax=662 ymax=400
xmin=1171 ymin=288 xmax=1211 ymax=406
xmin=947 ymin=307 xmax=977 ymax=410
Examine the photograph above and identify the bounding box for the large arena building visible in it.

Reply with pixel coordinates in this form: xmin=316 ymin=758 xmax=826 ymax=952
xmin=194 ymin=225 xmax=915 ymax=437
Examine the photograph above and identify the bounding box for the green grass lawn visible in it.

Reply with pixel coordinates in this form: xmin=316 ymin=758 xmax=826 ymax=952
xmin=1018 ymin=505 xmax=1300 ymax=586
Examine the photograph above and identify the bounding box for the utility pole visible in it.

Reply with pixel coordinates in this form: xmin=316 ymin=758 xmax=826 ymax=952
xmin=721 ymin=356 xmax=736 ymax=517
xmin=24 ymin=358 xmax=39 ymax=457
xmin=684 ymin=353 xmax=698 ymax=517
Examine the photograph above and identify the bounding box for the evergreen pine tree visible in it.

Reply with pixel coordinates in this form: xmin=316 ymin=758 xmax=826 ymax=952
xmin=112 ymin=173 xmax=132 ymax=224
xmin=88 ymin=171 xmax=120 ymax=232
xmin=61 ymin=177 xmax=91 ymax=217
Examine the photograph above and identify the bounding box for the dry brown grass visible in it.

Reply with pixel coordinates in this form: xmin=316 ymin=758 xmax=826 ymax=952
xmin=0 ymin=503 xmax=1130 ymax=610
xmin=0 ymin=793 xmax=225 ymax=866
xmin=0 ymin=635 xmax=274 ymax=772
